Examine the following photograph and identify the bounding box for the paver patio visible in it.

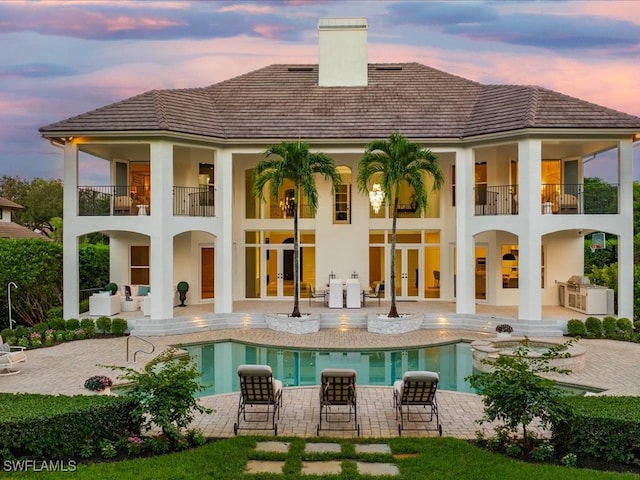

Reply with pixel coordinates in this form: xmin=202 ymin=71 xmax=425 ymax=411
xmin=2 ymin=321 xmax=639 ymax=440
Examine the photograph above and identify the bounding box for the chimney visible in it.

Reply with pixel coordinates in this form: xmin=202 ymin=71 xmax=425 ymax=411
xmin=318 ymin=17 xmax=368 ymax=87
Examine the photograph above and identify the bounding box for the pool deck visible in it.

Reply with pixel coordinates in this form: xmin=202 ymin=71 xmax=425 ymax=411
xmin=2 ymin=320 xmax=639 ymax=439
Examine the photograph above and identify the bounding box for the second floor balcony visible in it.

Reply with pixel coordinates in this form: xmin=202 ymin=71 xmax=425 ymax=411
xmin=77 ymin=185 xmax=216 ymax=217
xmin=474 ymin=182 xmax=619 ymax=216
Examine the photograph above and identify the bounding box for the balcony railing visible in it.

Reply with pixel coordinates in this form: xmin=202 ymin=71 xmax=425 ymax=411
xmin=78 ymin=185 xmax=149 ymax=216
xmin=474 ymin=183 xmax=619 ymax=216
xmin=78 ymin=185 xmax=217 ymax=217
xmin=173 ymin=185 xmax=215 ymax=217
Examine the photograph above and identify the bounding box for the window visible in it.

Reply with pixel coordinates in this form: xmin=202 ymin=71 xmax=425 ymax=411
xmin=501 ymin=245 xmax=518 ymax=289
xmin=199 ymin=163 xmax=215 ymax=207
xmin=130 ymin=246 xmax=149 ymax=285
xmin=334 ymin=166 xmax=351 ymax=223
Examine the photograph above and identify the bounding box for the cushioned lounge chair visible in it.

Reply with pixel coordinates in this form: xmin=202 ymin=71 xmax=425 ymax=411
xmin=317 ymin=368 xmax=360 ymax=436
xmin=0 ymin=336 xmax=27 ymax=376
xmin=394 ymin=370 xmax=442 ymax=436
xmin=234 ymin=364 xmax=283 ymax=436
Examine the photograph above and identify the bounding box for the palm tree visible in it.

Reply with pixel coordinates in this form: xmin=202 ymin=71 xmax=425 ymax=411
xmin=357 ymin=133 xmax=444 ymax=318
xmin=253 ymin=140 xmax=341 ymax=317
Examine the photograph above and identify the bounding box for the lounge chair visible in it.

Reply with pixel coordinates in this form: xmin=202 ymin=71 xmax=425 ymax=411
xmin=0 ymin=336 xmax=27 ymax=376
xmin=394 ymin=370 xmax=442 ymax=436
xmin=233 ymin=364 xmax=283 ymax=436
xmin=317 ymin=368 xmax=360 ymax=436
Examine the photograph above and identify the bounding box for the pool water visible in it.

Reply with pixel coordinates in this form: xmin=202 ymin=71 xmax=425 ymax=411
xmin=183 ymin=341 xmax=476 ymax=397
xmin=181 ymin=341 xmax=602 ymax=398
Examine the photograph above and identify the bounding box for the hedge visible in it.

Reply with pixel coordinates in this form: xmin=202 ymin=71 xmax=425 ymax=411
xmin=552 ymin=395 xmax=640 ymax=466
xmin=0 ymin=393 xmax=142 ymax=460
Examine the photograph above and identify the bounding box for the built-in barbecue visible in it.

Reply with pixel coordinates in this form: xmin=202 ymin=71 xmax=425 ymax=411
xmin=558 ymin=275 xmax=614 ymax=315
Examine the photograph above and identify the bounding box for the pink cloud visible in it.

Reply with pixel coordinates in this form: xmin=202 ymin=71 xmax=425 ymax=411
xmin=218 ymin=4 xmax=274 ymax=14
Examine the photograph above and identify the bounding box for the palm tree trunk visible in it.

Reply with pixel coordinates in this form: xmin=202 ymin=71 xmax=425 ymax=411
xmin=388 ymin=194 xmax=399 ymax=318
xmin=291 ymin=189 xmax=301 ymax=317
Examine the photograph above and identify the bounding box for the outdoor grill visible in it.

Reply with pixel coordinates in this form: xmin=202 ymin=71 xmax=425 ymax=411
xmin=558 ymin=275 xmax=613 ymax=315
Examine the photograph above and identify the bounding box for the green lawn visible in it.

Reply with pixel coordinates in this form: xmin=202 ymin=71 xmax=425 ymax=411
xmin=4 ymin=436 xmax=638 ymax=479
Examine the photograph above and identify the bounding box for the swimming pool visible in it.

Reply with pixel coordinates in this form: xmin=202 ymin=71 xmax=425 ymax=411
xmin=183 ymin=340 xmax=476 ymax=397
xmin=179 ymin=340 xmax=602 ymax=397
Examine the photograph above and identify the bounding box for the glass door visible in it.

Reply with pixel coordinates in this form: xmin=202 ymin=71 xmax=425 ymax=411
xmin=394 ymin=247 xmax=421 ymax=300
xmin=264 ymin=247 xmax=294 ymax=298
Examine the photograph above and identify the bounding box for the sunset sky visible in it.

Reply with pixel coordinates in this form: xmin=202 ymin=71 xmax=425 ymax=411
xmin=1 ymin=0 xmax=639 ymax=182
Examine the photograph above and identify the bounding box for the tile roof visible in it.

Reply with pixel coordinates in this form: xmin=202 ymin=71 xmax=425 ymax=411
xmin=0 ymin=197 xmax=23 ymax=209
xmin=40 ymin=62 xmax=640 ymax=140
xmin=0 ymin=222 xmax=51 ymax=240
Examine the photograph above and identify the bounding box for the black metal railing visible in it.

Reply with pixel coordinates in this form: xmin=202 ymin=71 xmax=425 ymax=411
xmin=474 ymin=182 xmax=619 ymax=216
xmin=173 ymin=185 xmax=215 ymax=217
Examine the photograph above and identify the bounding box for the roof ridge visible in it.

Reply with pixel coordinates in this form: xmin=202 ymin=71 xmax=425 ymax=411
xmin=151 ymin=90 xmax=170 ymax=130
xmin=524 ymin=86 xmax=540 ymax=127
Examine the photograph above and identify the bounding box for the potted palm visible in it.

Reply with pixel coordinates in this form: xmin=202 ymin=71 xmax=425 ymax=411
xmin=177 ymin=281 xmax=189 ymax=307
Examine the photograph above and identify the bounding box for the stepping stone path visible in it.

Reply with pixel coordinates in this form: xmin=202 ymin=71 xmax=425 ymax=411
xmin=248 ymin=441 xmax=400 ymax=476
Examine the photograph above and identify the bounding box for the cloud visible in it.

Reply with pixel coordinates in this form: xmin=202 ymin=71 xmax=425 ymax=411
xmin=0 ymin=63 xmax=77 ymax=79
xmin=0 ymin=2 xmax=310 ymax=41
xmin=382 ymin=1 xmax=640 ymax=54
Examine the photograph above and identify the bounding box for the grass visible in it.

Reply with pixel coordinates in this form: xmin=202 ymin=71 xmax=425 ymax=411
xmin=4 ymin=436 xmax=639 ymax=479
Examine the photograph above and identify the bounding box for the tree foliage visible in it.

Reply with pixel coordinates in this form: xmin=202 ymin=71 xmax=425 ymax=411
xmin=107 ymin=348 xmax=211 ymax=447
xmin=357 ymin=133 xmax=443 ymax=317
xmin=79 ymin=243 xmax=110 ymax=290
xmin=0 ymin=175 xmax=63 ymax=236
xmin=466 ymin=338 xmax=573 ymax=449
xmin=0 ymin=239 xmax=63 ymax=326
xmin=253 ymin=140 xmax=341 ymax=317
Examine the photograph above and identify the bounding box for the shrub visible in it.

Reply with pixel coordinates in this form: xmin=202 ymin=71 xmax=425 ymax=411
xmin=466 ymin=338 xmax=573 ymax=450
xmin=96 ymin=316 xmax=112 ymax=334
xmin=566 ymin=319 xmax=586 ymax=336
xmin=584 ymin=317 xmax=602 ymax=338
xmin=106 ymin=347 xmax=211 ymax=449
xmin=32 ymin=322 xmax=49 ymax=336
xmin=602 ymin=316 xmax=617 ymax=337
xmin=47 ymin=306 xmax=64 ymax=322
xmin=617 ymin=317 xmax=633 ymax=333
xmin=0 ymin=328 xmax=14 ymax=342
xmin=0 ymin=393 xmax=142 ymax=459
xmin=635 ymin=320 xmax=640 ymax=332
xmin=48 ymin=317 xmax=66 ymax=331
xmin=65 ymin=318 xmax=80 ymax=331
xmin=80 ymin=317 xmax=96 ymax=337
xmin=111 ymin=318 xmax=128 ymax=336
xmin=553 ymin=396 xmax=640 ymax=467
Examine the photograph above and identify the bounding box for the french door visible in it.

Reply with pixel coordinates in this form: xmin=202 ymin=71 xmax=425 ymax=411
xmin=264 ymin=246 xmax=294 ymax=298
xmin=394 ymin=246 xmax=421 ymax=300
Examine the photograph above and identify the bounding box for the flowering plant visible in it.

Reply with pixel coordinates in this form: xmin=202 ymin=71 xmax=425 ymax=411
xmin=84 ymin=375 xmax=113 ymax=392
xmin=495 ymin=323 xmax=514 ymax=333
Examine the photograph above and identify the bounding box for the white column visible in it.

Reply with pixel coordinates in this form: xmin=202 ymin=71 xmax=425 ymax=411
xmin=63 ymin=141 xmax=80 ymax=320
xmin=617 ymin=139 xmax=634 ymax=319
xmin=215 ymin=148 xmax=233 ymax=313
xmin=455 ymin=148 xmax=475 ymax=315
xmin=149 ymin=141 xmax=175 ymax=320
xmin=517 ymin=139 xmax=543 ymax=321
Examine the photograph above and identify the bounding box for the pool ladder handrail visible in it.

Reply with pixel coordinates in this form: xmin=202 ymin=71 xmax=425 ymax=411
xmin=126 ymin=335 xmax=155 ymax=363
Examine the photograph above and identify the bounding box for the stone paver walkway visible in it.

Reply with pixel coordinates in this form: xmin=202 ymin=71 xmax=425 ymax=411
xmin=1 ymin=328 xmax=639 ymax=440
xmin=253 ymin=441 xmax=399 ymax=476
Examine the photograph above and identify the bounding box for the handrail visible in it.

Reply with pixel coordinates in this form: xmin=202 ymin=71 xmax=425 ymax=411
xmin=126 ymin=335 xmax=155 ymax=363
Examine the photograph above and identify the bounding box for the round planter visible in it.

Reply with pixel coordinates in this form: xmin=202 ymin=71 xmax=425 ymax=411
xmin=496 ymin=332 xmax=512 ymax=338
xmin=265 ymin=313 xmax=320 ymax=334
xmin=367 ymin=313 xmax=422 ymax=334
